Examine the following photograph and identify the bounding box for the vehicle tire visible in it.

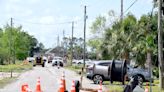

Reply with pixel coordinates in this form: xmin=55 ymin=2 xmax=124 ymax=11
xmin=93 ymin=75 xmax=103 ymax=84
xmin=60 ymin=63 xmax=63 ymax=67
xmin=78 ymin=62 xmax=81 ymax=64
xmin=136 ymin=75 xmax=144 ymax=82
xmin=42 ymin=63 xmax=45 ymax=67
xmin=75 ymin=80 xmax=80 ymax=92
xmin=33 ymin=64 xmax=36 ymax=67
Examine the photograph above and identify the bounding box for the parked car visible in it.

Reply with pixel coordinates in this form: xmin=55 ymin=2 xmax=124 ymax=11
xmin=127 ymin=65 xmax=152 ymax=82
xmin=86 ymin=60 xmax=112 ymax=84
xmin=86 ymin=60 xmax=152 ymax=84
xmin=48 ymin=56 xmax=53 ymax=63
xmin=72 ymin=59 xmax=78 ymax=64
xmin=73 ymin=59 xmax=92 ymax=65
xmin=52 ymin=56 xmax=64 ymax=67
xmin=26 ymin=57 xmax=35 ymax=62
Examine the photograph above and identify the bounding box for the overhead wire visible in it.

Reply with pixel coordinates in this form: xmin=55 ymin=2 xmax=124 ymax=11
xmin=123 ymin=0 xmax=138 ymax=15
xmin=0 ymin=18 xmax=12 ymax=27
xmin=13 ymin=18 xmax=82 ymax=26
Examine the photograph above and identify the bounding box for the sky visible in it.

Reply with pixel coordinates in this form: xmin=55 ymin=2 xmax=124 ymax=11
xmin=0 ymin=0 xmax=153 ymax=48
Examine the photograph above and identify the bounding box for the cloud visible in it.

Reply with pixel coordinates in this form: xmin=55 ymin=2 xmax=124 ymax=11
xmin=39 ymin=16 xmax=55 ymax=24
xmin=9 ymin=0 xmax=21 ymax=3
xmin=4 ymin=1 xmax=33 ymax=18
xmin=27 ymin=0 xmax=40 ymax=4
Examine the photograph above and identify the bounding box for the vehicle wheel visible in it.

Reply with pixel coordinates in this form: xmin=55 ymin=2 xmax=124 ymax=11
xmin=93 ymin=75 xmax=103 ymax=84
xmin=42 ymin=63 xmax=45 ymax=67
xmin=33 ymin=64 xmax=36 ymax=67
xmin=75 ymin=80 xmax=80 ymax=92
xmin=78 ymin=62 xmax=81 ymax=64
xmin=137 ymin=75 xmax=144 ymax=82
xmin=60 ymin=63 xmax=63 ymax=67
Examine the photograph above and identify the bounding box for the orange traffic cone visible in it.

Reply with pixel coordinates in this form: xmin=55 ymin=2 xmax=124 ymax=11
xmin=35 ymin=77 xmax=42 ymax=92
xmin=21 ymin=83 xmax=32 ymax=92
xmin=98 ymin=81 xmax=102 ymax=92
xmin=59 ymin=79 xmax=64 ymax=92
xmin=21 ymin=83 xmax=28 ymax=92
xmin=145 ymin=82 xmax=149 ymax=92
xmin=70 ymin=80 xmax=76 ymax=92
xmin=62 ymin=71 xmax=66 ymax=91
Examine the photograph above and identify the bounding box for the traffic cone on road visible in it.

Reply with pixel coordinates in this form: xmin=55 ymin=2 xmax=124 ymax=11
xmin=70 ymin=80 xmax=76 ymax=92
xmin=21 ymin=83 xmax=32 ymax=92
xmin=21 ymin=83 xmax=28 ymax=92
xmin=145 ymin=82 xmax=149 ymax=92
xmin=58 ymin=79 xmax=64 ymax=92
xmin=35 ymin=77 xmax=42 ymax=92
xmin=62 ymin=71 xmax=66 ymax=91
xmin=98 ymin=81 xmax=102 ymax=92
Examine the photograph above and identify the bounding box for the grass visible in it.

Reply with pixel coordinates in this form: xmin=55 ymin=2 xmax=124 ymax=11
xmin=0 ymin=61 xmax=33 ymax=72
xmin=0 ymin=77 xmax=17 ymax=88
xmin=65 ymin=64 xmax=83 ymax=71
xmin=0 ymin=61 xmax=32 ymax=88
xmin=103 ymin=80 xmax=164 ymax=92
xmin=64 ymin=64 xmax=88 ymax=76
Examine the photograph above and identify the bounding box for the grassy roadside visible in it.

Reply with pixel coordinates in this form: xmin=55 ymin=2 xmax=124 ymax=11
xmin=0 ymin=77 xmax=17 ymax=88
xmin=64 ymin=64 xmax=85 ymax=75
xmin=0 ymin=61 xmax=33 ymax=72
xmin=0 ymin=61 xmax=33 ymax=88
xmin=104 ymin=80 xmax=164 ymax=92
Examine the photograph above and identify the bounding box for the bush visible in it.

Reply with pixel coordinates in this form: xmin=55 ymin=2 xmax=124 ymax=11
xmin=153 ymin=67 xmax=159 ymax=78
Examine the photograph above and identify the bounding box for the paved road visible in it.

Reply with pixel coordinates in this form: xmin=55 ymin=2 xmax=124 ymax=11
xmin=0 ymin=63 xmax=105 ymax=92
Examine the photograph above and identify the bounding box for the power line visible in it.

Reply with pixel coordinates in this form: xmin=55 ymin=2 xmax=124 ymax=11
xmin=13 ymin=18 xmax=82 ymax=26
xmin=123 ymin=0 xmax=138 ymax=15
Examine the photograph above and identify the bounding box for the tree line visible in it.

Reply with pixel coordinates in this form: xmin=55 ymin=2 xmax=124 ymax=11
xmin=88 ymin=11 xmax=158 ymax=66
xmin=0 ymin=24 xmax=44 ymax=65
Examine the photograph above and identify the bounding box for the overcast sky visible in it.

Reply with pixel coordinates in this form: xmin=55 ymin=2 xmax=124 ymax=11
xmin=0 ymin=0 xmax=153 ymax=48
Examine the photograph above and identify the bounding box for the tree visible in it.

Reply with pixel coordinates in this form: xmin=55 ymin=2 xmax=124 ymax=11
xmin=0 ymin=24 xmax=40 ymax=64
xmin=61 ymin=37 xmax=84 ymax=59
xmin=89 ymin=15 xmax=107 ymax=59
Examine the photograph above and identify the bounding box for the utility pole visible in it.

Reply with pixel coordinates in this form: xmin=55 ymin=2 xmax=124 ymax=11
xmin=83 ymin=6 xmax=87 ymax=69
xmin=158 ymin=0 xmax=164 ymax=90
xmin=57 ymin=35 xmax=59 ymax=47
xmin=71 ymin=22 xmax=74 ymax=66
xmin=11 ymin=18 xmax=16 ymax=64
xmin=121 ymin=0 xmax=123 ymax=21
xmin=9 ymin=18 xmax=13 ymax=64
xmin=63 ymin=30 xmax=65 ymax=57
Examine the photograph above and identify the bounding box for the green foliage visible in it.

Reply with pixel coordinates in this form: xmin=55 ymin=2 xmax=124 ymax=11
xmin=88 ymin=11 xmax=158 ymax=65
xmin=153 ymin=67 xmax=159 ymax=78
xmin=0 ymin=24 xmax=41 ymax=64
xmin=62 ymin=37 xmax=84 ymax=59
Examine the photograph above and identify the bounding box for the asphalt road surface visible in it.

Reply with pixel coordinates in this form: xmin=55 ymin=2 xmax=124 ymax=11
xmin=0 ymin=63 xmax=106 ymax=92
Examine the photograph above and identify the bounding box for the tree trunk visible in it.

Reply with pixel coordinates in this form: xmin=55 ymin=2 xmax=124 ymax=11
xmin=146 ymin=51 xmax=152 ymax=68
xmin=146 ymin=51 xmax=153 ymax=91
xmin=123 ymin=51 xmax=129 ymax=64
xmin=158 ymin=0 xmax=164 ymax=90
xmin=159 ymin=67 xmax=164 ymax=90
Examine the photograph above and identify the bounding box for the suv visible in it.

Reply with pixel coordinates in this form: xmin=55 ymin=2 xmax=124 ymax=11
xmin=33 ymin=56 xmax=46 ymax=67
xmin=86 ymin=60 xmax=152 ymax=84
xmin=52 ymin=57 xmax=64 ymax=67
xmin=127 ymin=65 xmax=152 ymax=82
xmin=86 ymin=60 xmax=112 ymax=84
